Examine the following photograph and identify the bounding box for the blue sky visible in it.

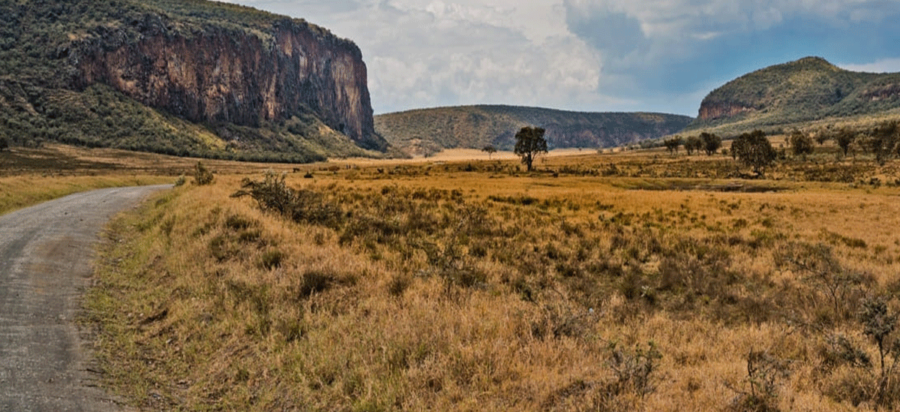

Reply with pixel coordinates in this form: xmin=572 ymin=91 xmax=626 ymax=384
xmin=224 ymin=0 xmax=900 ymax=117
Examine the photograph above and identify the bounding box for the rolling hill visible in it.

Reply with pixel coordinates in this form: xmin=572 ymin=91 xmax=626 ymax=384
xmin=685 ymin=57 xmax=900 ymax=136
xmin=0 ymin=0 xmax=386 ymax=162
xmin=375 ymin=105 xmax=693 ymax=155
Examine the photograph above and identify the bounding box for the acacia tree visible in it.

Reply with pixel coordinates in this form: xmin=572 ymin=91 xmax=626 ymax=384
xmin=663 ymin=136 xmax=683 ymax=154
xmin=836 ymin=128 xmax=856 ymax=156
xmin=700 ymin=132 xmax=722 ymax=156
xmin=789 ymin=129 xmax=814 ymax=158
xmin=514 ymin=126 xmax=547 ymax=172
xmin=871 ymin=121 xmax=899 ymax=165
xmin=482 ymin=144 xmax=497 ymax=160
xmin=684 ymin=135 xmax=702 ymax=155
xmin=733 ymin=129 xmax=777 ymax=176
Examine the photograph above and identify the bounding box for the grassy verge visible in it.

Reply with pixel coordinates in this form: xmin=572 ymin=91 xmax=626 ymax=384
xmin=0 ymin=175 xmax=172 ymax=216
xmin=84 ymin=158 xmax=900 ymax=410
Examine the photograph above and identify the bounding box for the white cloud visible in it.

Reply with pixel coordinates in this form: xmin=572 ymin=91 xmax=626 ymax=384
xmin=840 ymin=58 xmax=900 ymax=74
xmin=221 ymin=0 xmax=900 ymax=116
xmin=223 ymin=0 xmax=604 ymax=114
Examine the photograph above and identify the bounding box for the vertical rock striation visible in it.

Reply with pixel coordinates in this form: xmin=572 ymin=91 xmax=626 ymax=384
xmin=73 ymin=13 xmax=384 ymax=150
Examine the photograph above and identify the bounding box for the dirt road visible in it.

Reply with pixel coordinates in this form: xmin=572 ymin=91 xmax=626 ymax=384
xmin=0 ymin=185 xmax=170 ymax=411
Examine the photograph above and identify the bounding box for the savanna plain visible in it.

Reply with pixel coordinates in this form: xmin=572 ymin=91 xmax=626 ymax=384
xmin=6 ymin=140 xmax=900 ymax=411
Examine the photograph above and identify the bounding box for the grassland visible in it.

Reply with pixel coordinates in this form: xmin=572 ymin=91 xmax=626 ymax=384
xmin=64 ymin=140 xmax=900 ymax=410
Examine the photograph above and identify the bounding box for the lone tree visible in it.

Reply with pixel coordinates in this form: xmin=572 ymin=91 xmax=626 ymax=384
xmin=836 ymin=128 xmax=856 ymax=156
xmin=514 ymin=126 xmax=547 ymax=172
xmin=481 ymin=144 xmax=497 ymax=160
xmin=733 ymin=130 xmax=777 ymax=176
xmin=700 ymin=132 xmax=722 ymax=156
xmin=663 ymin=136 xmax=683 ymax=154
xmin=871 ymin=121 xmax=899 ymax=165
xmin=789 ymin=129 xmax=814 ymax=157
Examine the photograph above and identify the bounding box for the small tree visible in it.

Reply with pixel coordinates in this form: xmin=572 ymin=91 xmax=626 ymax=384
xmin=481 ymin=144 xmax=497 ymax=160
xmin=789 ymin=129 xmax=814 ymax=158
xmin=733 ymin=130 xmax=777 ymax=176
xmin=684 ymin=135 xmax=702 ymax=155
xmin=871 ymin=121 xmax=899 ymax=165
xmin=514 ymin=126 xmax=547 ymax=172
xmin=663 ymin=136 xmax=683 ymax=154
xmin=700 ymin=132 xmax=722 ymax=156
xmin=836 ymin=128 xmax=856 ymax=156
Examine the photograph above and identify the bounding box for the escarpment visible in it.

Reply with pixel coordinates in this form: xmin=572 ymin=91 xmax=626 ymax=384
xmin=74 ymin=15 xmax=383 ymax=150
xmin=0 ymin=0 xmax=386 ymax=161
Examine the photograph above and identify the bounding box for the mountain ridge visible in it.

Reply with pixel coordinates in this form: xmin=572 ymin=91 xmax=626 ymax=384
xmin=686 ymin=57 xmax=900 ymax=136
xmin=375 ymin=105 xmax=693 ymax=155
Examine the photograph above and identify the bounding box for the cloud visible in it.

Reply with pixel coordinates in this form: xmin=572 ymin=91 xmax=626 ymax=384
xmin=224 ymin=0 xmax=603 ymax=114
xmin=561 ymin=0 xmax=900 ymax=113
xmin=224 ymin=0 xmax=900 ymax=116
xmin=840 ymin=58 xmax=900 ymax=74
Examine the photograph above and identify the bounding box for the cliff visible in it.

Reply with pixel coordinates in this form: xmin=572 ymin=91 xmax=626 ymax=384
xmin=687 ymin=57 xmax=900 ymax=136
xmin=375 ymin=105 xmax=693 ymax=154
xmin=0 ymin=0 xmax=386 ymax=161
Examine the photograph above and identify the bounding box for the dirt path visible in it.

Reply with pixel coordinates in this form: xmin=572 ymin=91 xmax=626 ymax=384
xmin=0 ymin=185 xmax=170 ymax=412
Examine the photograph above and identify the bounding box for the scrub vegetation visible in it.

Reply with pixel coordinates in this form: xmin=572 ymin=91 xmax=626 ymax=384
xmin=79 ymin=135 xmax=900 ymax=410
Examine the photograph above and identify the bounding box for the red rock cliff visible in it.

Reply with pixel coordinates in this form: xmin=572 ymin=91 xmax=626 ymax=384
xmin=73 ymin=15 xmax=384 ymax=150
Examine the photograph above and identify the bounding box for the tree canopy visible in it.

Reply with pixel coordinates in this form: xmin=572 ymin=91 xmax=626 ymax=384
xmin=514 ymin=127 xmax=547 ymax=172
xmin=789 ymin=130 xmax=814 ymax=157
xmin=732 ymin=130 xmax=777 ymax=176
xmin=481 ymin=144 xmax=497 ymax=159
xmin=663 ymin=136 xmax=683 ymax=154
xmin=700 ymin=132 xmax=722 ymax=156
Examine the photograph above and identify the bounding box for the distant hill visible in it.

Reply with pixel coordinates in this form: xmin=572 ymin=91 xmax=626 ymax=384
xmin=686 ymin=57 xmax=900 ymax=136
xmin=375 ymin=105 xmax=693 ymax=154
xmin=0 ymin=0 xmax=386 ymax=163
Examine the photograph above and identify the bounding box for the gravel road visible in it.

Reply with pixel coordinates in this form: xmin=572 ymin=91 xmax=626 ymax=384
xmin=0 ymin=185 xmax=170 ymax=412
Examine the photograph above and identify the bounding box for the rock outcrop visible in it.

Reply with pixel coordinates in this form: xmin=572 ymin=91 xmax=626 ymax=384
xmin=73 ymin=14 xmax=383 ymax=150
xmin=0 ymin=0 xmax=386 ymax=161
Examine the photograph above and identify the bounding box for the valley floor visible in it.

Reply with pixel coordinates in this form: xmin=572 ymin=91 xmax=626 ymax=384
xmin=75 ymin=142 xmax=900 ymax=410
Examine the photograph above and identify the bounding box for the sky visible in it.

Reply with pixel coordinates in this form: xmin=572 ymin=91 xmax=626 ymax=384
xmin=223 ymin=0 xmax=900 ymax=117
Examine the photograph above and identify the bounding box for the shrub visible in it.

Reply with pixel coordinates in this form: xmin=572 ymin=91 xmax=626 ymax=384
xmin=727 ymin=350 xmax=790 ymax=412
xmin=193 ymin=161 xmax=214 ymax=185
xmin=232 ymin=171 xmax=343 ymax=228
xmin=259 ymin=249 xmax=285 ymax=270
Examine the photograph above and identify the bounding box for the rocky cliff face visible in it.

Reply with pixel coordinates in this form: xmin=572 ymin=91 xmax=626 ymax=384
xmin=72 ymin=13 xmax=383 ymax=150
xmin=697 ymin=102 xmax=756 ymax=120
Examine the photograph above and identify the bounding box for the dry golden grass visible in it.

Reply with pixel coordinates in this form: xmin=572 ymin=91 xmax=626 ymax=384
xmin=0 ymin=174 xmax=172 ymax=215
xmin=80 ymin=142 xmax=900 ymax=411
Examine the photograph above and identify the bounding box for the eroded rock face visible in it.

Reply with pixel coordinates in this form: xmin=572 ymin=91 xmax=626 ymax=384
xmin=74 ymin=15 xmax=383 ymax=150
xmin=698 ymin=102 xmax=756 ymax=120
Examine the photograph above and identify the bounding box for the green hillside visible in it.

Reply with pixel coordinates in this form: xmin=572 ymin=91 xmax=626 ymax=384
xmin=0 ymin=0 xmax=382 ymax=163
xmin=375 ymin=105 xmax=693 ymax=154
xmin=686 ymin=57 xmax=900 ymax=137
